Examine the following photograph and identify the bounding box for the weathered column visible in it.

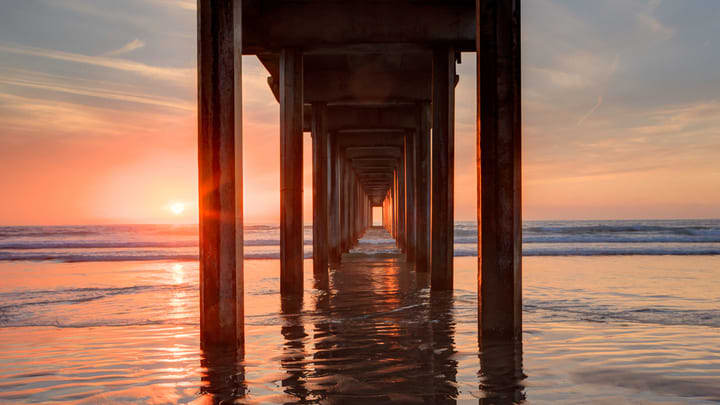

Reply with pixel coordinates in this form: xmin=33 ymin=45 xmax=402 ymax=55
xmin=392 ymin=170 xmax=397 ymax=240
xmin=477 ymin=0 xmax=522 ymax=340
xmin=415 ymin=102 xmax=431 ymax=272
xmin=383 ymin=195 xmax=388 ymax=231
xmin=398 ymin=148 xmax=406 ymax=251
xmin=198 ymin=0 xmax=243 ymax=348
xmin=349 ymin=172 xmax=356 ymax=244
xmin=311 ymin=103 xmax=328 ymax=278
xmin=431 ymin=47 xmax=456 ymax=291
xmin=405 ymin=130 xmax=416 ymax=262
xmin=280 ymin=48 xmax=304 ymax=297
xmin=329 ymin=134 xmax=340 ymax=263
xmin=338 ymin=157 xmax=345 ymax=252
xmin=342 ymin=157 xmax=351 ymax=252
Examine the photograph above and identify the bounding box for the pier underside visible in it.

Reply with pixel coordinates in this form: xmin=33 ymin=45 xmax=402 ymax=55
xmin=197 ymin=0 xmax=522 ymax=352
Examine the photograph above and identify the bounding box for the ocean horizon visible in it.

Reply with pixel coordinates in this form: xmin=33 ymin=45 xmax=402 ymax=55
xmin=2 ymin=218 xmax=720 ymax=262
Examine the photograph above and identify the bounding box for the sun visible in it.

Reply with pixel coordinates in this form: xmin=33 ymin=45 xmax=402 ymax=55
xmin=169 ymin=202 xmax=185 ymax=215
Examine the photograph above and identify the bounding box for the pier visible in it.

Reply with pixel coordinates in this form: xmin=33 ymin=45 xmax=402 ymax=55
xmin=197 ymin=0 xmax=521 ymax=351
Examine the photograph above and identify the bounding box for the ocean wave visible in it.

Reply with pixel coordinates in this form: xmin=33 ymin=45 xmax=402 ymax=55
xmin=5 ymin=235 xmax=720 ymax=250
xmin=454 ymin=245 xmax=720 ymax=257
xmin=2 ymin=246 xmax=720 ymax=262
xmin=525 ymin=299 xmax=720 ymax=328
xmin=0 ymin=285 xmax=192 ymax=309
xmin=2 ymin=221 xmax=720 ymax=262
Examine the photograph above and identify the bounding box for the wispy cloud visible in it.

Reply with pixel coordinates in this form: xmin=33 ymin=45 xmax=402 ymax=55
xmin=0 ymin=71 xmax=193 ymax=112
xmin=0 ymin=43 xmax=193 ymax=85
xmin=103 ymin=39 xmax=145 ymax=56
xmin=150 ymin=0 xmax=196 ymax=11
xmin=577 ymin=96 xmax=604 ymax=126
xmin=636 ymin=0 xmax=675 ymax=39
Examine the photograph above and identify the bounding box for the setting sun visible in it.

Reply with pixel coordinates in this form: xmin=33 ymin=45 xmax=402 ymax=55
xmin=169 ymin=202 xmax=185 ymax=215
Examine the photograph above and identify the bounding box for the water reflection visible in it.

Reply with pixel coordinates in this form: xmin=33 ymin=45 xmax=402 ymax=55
xmin=477 ymin=339 xmax=526 ymax=404
xmin=280 ymin=297 xmax=312 ymax=401
xmin=198 ymin=231 xmax=525 ymax=403
xmin=198 ymin=345 xmax=246 ymax=404
xmin=276 ymin=255 xmax=463 ymax=403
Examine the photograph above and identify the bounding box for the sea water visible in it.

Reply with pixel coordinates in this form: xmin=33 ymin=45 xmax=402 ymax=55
xmin=0 ymin=220 xmax=719 ymax=403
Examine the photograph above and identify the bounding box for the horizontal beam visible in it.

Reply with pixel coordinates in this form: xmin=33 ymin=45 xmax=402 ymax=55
xmin=243 ymin=1 xmax=475 ymax=53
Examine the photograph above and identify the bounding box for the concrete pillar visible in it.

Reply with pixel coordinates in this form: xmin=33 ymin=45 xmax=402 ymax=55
xmin=342 ymin=157 xmax=351 ymax=252
xmin=477 ymin=0 xmax=522 ymax=340
xmin=415 ymin=102 xmax=431 ymax=272
xmin=405 ymin=130 xmax=416 ymax=262
xmin=280 ymin=48 xmax=304 ymax=297
xmin=311 ymin=103 xmax=328 ymax=278
xmin=349 ymin=172 xmax=356 ymax=244
xmin=398 ymin=148 xmax=406 ymax=251
xmin=383 ymin=195 xmax=388 ymax=231
xmin=392 ymin=170 xmax=397 ymax=241
xmin=329 ymin=134 xmax=340 ymax=263
xmin=431 ymin=47 xmax=456 ymax=291
xmin=197 ymin=0 xmax=243 ymax=348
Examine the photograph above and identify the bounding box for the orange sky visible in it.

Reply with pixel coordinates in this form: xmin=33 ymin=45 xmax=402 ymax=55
xmin=0 ymin=1 xmax=719 ymax=225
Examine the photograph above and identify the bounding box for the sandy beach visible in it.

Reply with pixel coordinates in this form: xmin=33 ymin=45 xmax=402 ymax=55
xmin=1 ymin=224 xmax=719 ymax=403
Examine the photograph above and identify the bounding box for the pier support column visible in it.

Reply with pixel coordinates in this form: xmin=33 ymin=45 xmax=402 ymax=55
xmin=328 ymin=133 xmax=340 ymax=263
xmin=311 ymin=103 xmax=328 ymax=278
xmin=431 ymin=47 xmax=456 ymax=291
xmin=280 ymin=48 xmax=304 ymax=297
xmin=477 ymin=0 xmax=522 ymax=340
xmin=415 ymin=102 xmax=431 ymax=272
xmin=342 ymin=157 xmax=351 ymax=252
xmin=198 ymin=0 xmax=243 ymax=348
xmin=398 ymin=150 xmax=406 ymax=251
xmin=405 ymin=130 xmax=416 ymax=262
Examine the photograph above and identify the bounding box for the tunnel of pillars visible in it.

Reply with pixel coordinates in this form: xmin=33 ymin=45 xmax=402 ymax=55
xmin=197 ymin=0 xmax=521 ymax=351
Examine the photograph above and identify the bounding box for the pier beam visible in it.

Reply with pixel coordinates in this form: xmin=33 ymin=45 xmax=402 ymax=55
xmin=198 ymin=0 xmax=243 ymax=348
xmin=280 ymin=48 xmax=304 ymax=297
xmin=477 ymin=0 xmax=522 ymax=340
xmin=430 ymin=47 xmax=456 ymax=291
xmin=415 ymin=102 xmax=431 ymax=272
xmin=311 ymin=103 xmax=328 ymax=278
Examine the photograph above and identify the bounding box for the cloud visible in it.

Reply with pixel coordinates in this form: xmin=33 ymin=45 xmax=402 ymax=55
xmin=0 ymin=43 xmax=193 ymax=85
xmin=103 ymin=39 xmax=145 ymax=56
xmin=577 ymin=96 xmax=604 ymax=126
xmin=151 ymin=0 xmax=196 ymax=11
xmin=636 ymin=0 xmax=675 ymax=39
xmin=0 ymin=70 xmax=193 ymax=112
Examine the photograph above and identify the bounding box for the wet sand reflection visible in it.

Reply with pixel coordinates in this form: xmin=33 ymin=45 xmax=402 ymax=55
xmin=276 ymin=253 xmax=462 ymax=403
xmin=199 ymin=241 xmax=525 ymax=403
xmin=477 ymin=339 xmax=526 ymax=404
xmin=198 ymin=345 xmax=246 ymax=404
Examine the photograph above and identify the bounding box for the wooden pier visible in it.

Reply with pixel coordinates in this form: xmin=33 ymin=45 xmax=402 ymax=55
xmin=197 ymin=0 xmax=521 ymax=350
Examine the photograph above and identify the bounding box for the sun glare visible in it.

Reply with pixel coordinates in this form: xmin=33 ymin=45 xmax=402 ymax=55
xmin=169 ymin=202 xmax=185 ymax=215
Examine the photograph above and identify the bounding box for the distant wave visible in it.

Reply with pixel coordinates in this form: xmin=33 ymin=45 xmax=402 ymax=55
xmin=2 ymin=246 xmax=720 ymax=263
xmin=0 ymin=239 xmax=313 ymax=250
xmin=2 ymin=220 xmax=720 ymax=262
xmin=525 ymin=298 xmax=720 ymax=328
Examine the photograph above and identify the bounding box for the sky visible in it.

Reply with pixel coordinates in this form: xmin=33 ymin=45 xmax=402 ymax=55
xmin=0 ymin=0 xmax=719 ymax=225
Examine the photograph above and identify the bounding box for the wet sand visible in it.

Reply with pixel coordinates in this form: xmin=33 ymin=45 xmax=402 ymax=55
xmin=0 ymin=228 xmax=719 ymax=403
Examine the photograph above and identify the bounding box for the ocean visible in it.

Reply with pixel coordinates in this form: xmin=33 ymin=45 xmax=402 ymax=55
xmin=0 ymin=220 xmax=719 ymax=403
xmin=2 ymin=219 xmax=720 ymax=262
